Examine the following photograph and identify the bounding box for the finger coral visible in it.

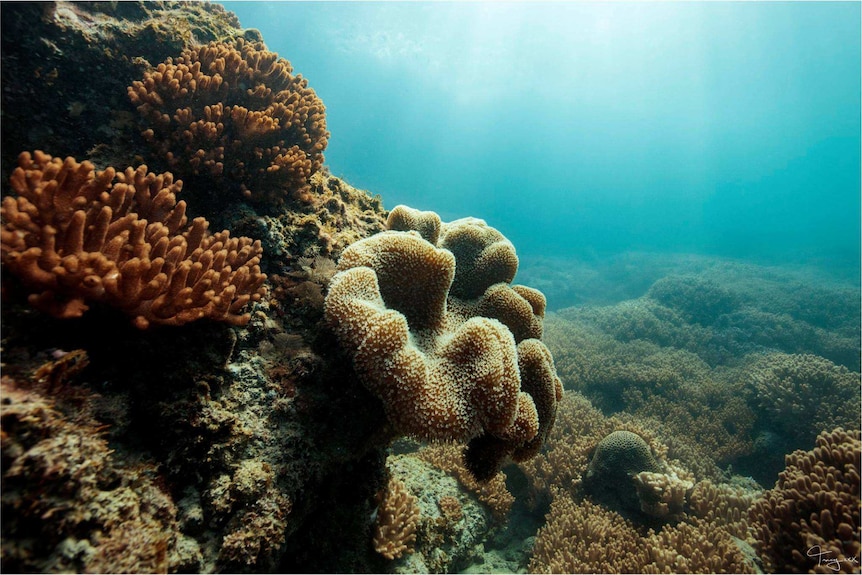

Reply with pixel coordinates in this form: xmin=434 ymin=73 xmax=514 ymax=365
xmin=750 ymin=427 xmax=861 ymax=574
xmin=373 ymin=476 xmax=420 ymax=560
xmin=1 ymin=151 xmax=267 ymax=328
xmin=324 ymin=205 xmax=562 ymax=480
xmin=529 ymin=493 xmax=753 ymax=573
xmin=128 ymin=38 xmax=329 ymax=206
xmin=743 ymin=353 xmax=861 ymax=450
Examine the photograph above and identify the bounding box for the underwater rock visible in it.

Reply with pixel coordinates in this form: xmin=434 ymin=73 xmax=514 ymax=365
xmin=384 ymin=453 xmax=501 ymax=574
xmin=0 ymin=366 xmax=201 ymax=573
xmin=0 ymin=3 xmax=400 ymax=570
xmin=0 ymin=1 xmax=253 ymax=178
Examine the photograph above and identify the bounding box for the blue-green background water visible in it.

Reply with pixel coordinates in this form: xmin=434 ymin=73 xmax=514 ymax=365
xmin=222 ymin=1 xmax=860 ymax=276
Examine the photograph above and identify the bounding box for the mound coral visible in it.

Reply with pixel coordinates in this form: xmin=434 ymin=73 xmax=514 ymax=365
xmin=128 ymin=38 xmax=329 ymax=206
xmin=324 ymin=205 xmax=562 ymax=480
xmin=585 ymin=430 xmax=662 ymax=481
xmin=583 ymin=429 xmax=694 ymax=520
xmin=750 ymin=427 xmax=861 ymax=574
xmin=0 ymin=151 xmax=267 ymax=328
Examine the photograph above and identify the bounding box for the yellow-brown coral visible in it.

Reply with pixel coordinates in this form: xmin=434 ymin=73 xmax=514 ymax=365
xmin=688 ymin=479 xmax=759 ymax=539
xmin=530 ymin=493 xmax=753 ymax=573
xmin=633 ymin=465 xmax=694 ymax=520
xmin=1 ymin=151 xmax=267 ymax=328
xmin=373 ymin=476 xmax=420 ymax=561
xmin=743 ymin=353 xmax=861 ymax=449
xmin=324 ymin=206 xmax=562 ymax=480
xmin=128 ymin=38 xmax=329 ymax=206
xmin=750 ymin=427 xmax=861 ymax=574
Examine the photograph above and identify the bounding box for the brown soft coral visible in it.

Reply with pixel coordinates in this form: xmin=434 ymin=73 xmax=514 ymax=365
xmin=128 ymin=38 xmax=329 ymax=206
xmin=750 ymin=427 xmax=861 ymax=574
xmin=373 ymin=476 xmax=420 ymax=561
xmin=324 ymin=206 xmax=563 ymax=480
xmin=1 ymin=151 xmax=267 ymax=328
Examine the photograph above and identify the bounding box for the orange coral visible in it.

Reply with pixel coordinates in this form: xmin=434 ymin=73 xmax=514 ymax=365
xmin=128 ymin=38 xmax=329 ymax=206
xmin=1 ymin=151 xmax=267 ymax=328
xmin=750 ymin=427 xmax=861 ymax=574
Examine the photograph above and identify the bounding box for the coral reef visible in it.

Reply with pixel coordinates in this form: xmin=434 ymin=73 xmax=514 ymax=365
xmin=688 ymin=479 xmax=760 ymax=540
xmin=647 ymin=274 xmax=741 ymax=325
xmin=1 ymin=151 xmax=267 ymax=328
xmin=742 ymin=353 xmax=861 ymax=451
xmin=522 ymin=391 xmax=762 ymax=572
xmin=128 ymin=37 xmax=329 ymax=206
xmin=373 ymin=476 xmax=420 ymax=561
xmin=529 ymin=495 xmax=753 ymax=573
xmin=542 ymin=264 xmax=860 ymax=482
xmin=2 ymin=2 xmax=859 ymax=574
xmin=383 ymin=452 xmax=504 ymax=573
xmin=583 ymin=429 xmax=696 ymax=521
xmin=750 ymin=428 xmax=861 ymax=574
xmin=324 ymin=205 xmax=562 ymax=480
xmin=0 ymin=362 xmax=200 ymax=573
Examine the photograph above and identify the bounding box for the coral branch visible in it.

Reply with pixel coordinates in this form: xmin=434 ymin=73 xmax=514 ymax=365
xmin=1 ymin=151 xmax=267 ymax=328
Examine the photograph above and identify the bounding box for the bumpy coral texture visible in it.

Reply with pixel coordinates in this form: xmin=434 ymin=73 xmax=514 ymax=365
xmin=743 ymin=353 xmax=861 ymax=449
xmin=128 ymin=38 xmax=329 ymax=205
xmin=0 ymin=368 xmax=199 ymax=573
xmin=324 ymin=205 xmax=562 ymax=480
xmin=582 ymin=429 xmax=696 ymax=519
xmin=750 ymin=427 xmax=861 ymax=574
xmin=0 ymin=151 xmax=267 ymax=328
xmin=373 ymin=476 xmax=420 ymax=560
xmin=529 ymin=496 xmax=751 ymax=573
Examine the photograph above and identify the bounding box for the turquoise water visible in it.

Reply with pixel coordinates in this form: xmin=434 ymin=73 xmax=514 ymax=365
xmin=222 ymin=1 xmax=860 ymax=275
